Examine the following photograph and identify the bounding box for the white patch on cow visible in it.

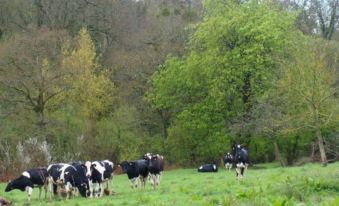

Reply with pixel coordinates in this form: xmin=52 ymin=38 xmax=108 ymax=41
xmin=22 ymin=171 xmax=30 ymax=179
xmin=213 ymin=165 xmax=216 ymax=170
xmin=92 ymin=161 xmax=105 ymax=175
xmin=236 ymin=163 xmax=245 ymax=168
xmin=199 ymin=166 xmax=203 ymax=170
xmin=59 ymin=164 xmax=72 ymax=182
xmin=103 ymin=160 xmax=113 ymax=167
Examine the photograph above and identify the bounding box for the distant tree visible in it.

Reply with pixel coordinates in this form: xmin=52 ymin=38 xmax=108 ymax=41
xmin=62 ymin=28 xmax=115 ymax=155
xmin=0 ymin=29 xmax=70 ymax=127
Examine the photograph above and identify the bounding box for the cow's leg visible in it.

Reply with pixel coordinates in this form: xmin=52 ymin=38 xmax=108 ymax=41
xmin=150 ymin=174 xmax=155 ymax=189
xmin=156 ymin=174 xmax=160 ymax=186
xmin=140 ymin=177 xmax=145 ymax=189
xmin=38 ymin=186 xmax=42 ymax=199
xmin=155 ymin=174 xmax=160 ymax=188
xmin=46 ymin=178 xmax=53 ymax=200
xmin=65 ymin=183 xmax=69 ymax=199
xmin=88 ymin=181 xmax=94 ymax=198
xmin=130 ymin=177 xmax=137 ymax=189
xmin=235 ymin=164 xmax=241 ymax=180
xmin=99 ymin=183 xmax=104 ymax=197
xmin=26 ymin=186 xmax=33 ymax=202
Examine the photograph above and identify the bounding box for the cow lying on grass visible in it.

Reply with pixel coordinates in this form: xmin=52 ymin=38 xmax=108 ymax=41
xmin=198 ymin=164 xmax=218 ymax=172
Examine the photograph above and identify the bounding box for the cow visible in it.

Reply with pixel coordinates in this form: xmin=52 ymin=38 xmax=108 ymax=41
xmin=232 ymin=144 xmax=249 ymax=179
xmin=47 ymin=163 xmax=88 ymax=198
xmin=5 ymin=168 xmax=49 ymax=202
xmin=148 ymin=154 xmax=163 ymax=189
xmin=89 ymin=160 xmax=114 ymax=197
xmin=47 ymin=163 xmax=65 ymax=196
xmin=120 ymin=159 xmax=149 ymax=189
xmin=197 ymin=164 xmax=218 ymax=172
xmin=223 ymin=153 xmax=233 ymax=171
xmin=71 ymin=162 xmax=91 ymax=197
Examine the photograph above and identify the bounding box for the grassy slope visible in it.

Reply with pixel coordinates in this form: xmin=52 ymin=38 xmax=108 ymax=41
xmin=0 ymin=163 xmax=338 ymax=206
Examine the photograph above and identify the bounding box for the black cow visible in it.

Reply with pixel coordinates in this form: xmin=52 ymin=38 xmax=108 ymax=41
xmin=148 ymin=154 xmax=164 ymax=189
xmin=120 ymin=159 xmax=149 ymax=189
xmin=72 ymin=162 xmax=90 ymax=197
xmin=232 ymin=144 xmax=249 ymax=179
xmin=90 ymin=160 xmax=114 ymax=197
xmin=223 ymin=153 xmax=233 ymax=171
xmin=47 ymin=164 xmax=88 ymax=198
xmin=5 ymin=168 xmax=49 ymax=201
xmin=197 ymin=164 xmax=218 ymax=172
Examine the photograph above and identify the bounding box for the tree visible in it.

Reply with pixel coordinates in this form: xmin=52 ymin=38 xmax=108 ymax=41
xmin=148 ymin=0 xmax=298 ymax=164
xmin=62 ymin=28 xmax=115 ymax=156
xmin=0 ymin=29 xmax=71 ymax=128
xmin=279 ymin=38 xmax=339 ymax=166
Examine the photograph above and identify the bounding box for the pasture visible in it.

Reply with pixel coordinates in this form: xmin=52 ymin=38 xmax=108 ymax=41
xmin=1 ymin=163 xmax=338 ymax=206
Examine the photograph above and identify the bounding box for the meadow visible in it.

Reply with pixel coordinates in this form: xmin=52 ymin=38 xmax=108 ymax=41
xmin=0 ymin=163 xmax=338 ymax=206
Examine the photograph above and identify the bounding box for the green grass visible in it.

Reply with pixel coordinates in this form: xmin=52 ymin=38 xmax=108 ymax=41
xmin=1 ymin=163 xmax=339 ymax=206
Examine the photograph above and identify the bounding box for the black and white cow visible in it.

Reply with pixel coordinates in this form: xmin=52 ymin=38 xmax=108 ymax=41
xmin=223 ymin=153 xmax=233 ymax=171
xmin=232 ymin=144 xmax=249 ymax=179
xmin=197 ymin=164 xmax=218 ymax=172
xmin=71 ymin=162 xmax=91 ymax=197
xmin=120 ymin=159 xmax=149 ymax=189
xmin=47 ymin=163 xmax=88 ymax=198
xmin=148 ymin=154 xmax=164 ymax=189
xmin=89 ymin=160 xmax=114 ymax=197
xmin=5 ymin=168 xmax=49 ymax=201
xmin=47 ymin=163 xmax=64 ymax=196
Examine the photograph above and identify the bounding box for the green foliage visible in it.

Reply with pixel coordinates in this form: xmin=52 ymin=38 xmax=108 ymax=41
xmin=148 ymin=0 xmax=299 ymax=165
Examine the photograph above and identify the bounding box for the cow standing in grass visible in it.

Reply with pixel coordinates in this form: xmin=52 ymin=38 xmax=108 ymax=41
xmin=47 ymin=163 xmax=88 ymax=198
xmin=232 ymin=144 xmax=249 ymax=179
xmin=120 ymin=159 xmax=149 ymax=189
xmin=89 ymin=160 xmax=114 ymax=197
xmin=5 ymin=168 xmax=50 ymax=202
xmin=148 ymin=154 xmax=164 ymax=189
xmin=223 ymin=153 xmax=233 ymax=171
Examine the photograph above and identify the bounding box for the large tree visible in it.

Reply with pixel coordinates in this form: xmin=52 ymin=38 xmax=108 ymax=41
xmin=0 ymin=29 xmax=70 ymax=127
xmin=148 ymin=0 xmax=298 ymax=164
xmin=279 ymin=38 xmax=339 ymax=166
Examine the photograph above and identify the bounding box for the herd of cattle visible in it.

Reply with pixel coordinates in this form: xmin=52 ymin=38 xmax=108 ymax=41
xmin=4 ymin=144 xmax=249 ymax=202
xmin=4 ymin=153 xmax=164 ymax=202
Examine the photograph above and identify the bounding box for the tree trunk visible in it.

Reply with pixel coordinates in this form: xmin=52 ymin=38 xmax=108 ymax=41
xmin=158 ymin=109 xmax=169 ymax=139
xmin=272 ymin=138 xmax=285 ymax=167
xmin=316 ymin=126 xmax=327 ymax=166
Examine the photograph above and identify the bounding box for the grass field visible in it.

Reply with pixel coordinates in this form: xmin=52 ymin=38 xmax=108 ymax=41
xmin=0 ymin=163 xmax=338 ymax=206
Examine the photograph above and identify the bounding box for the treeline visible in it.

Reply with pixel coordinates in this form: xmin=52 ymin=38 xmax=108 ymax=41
xmin=0 ymin=0 xmax=338 ymax=176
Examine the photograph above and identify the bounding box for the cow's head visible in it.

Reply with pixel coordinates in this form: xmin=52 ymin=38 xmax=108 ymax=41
xmin=119 ymin=161 xmax=137 ymax=173
xmin=84 ymin=161 xmax=92 ymax=178
xmin=5 ymin=175 xmax=26 ymax=192
xmin=5 ymin=181 xmax=13 ymax=192
xmin=78 ymin=182 xmax=88 ymax=197
xmin=143 ymin=153 xmax=152 ymax=160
